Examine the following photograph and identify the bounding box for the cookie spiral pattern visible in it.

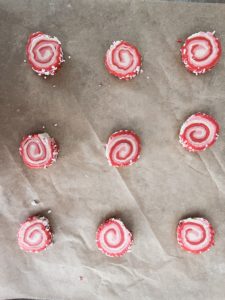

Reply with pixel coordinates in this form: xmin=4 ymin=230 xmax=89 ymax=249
xmin=106 ymin=130 xmax=141 ymax=167
xmin=26 ymin=32 xmax=64 ymax=75
xmin=177 ymin=218 xmax=215 ymax=254
xmin=19 ymin=133 xmax=59 ymax=169
xmin=179 ymin=113 xmax=219 ymax=152
xmin=105 ymin=41 xmax=142 ymax=79
xmin=96 ymin=218 xmax=132 ymax=257
xmin=18 ymin=216 xmax=53 ymax=253
xmin=181 ymin=32 xmax=221 ymax=74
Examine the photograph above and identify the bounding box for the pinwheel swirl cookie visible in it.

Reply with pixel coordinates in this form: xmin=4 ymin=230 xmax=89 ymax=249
xmin=177 ymin=218 xmax=215 ymax=254
xmin=106 ymin=130 xmax=141 ymax=167
xmin=105 ymin=41 xmax=142 ymax=80
xmin=18 ymin=216 xmax=53 ymax=253
xmin=19 ymin=133 xmax=59 ymax=169
xmin=26 ymin=32 xmax=64 ymax=76
xmin=179 ymin=113 xmax=219 ymax=152
xmin=96 ymin=218 xmax=132 ymax=257
xmin=181 ymin=31 xmax=222 ymax=75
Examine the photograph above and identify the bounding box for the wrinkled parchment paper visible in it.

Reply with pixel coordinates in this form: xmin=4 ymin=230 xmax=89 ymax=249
xmin=1 ymin=0 xmax=225 ymax=299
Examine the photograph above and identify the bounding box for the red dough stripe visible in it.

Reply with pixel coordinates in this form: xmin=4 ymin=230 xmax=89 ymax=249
xmin=179 ymin=113 xmax=219 ymax=152
xmin=177 ymin=218 xmax=215 ymax=254
xmin=106 ymin=130 xmax=141 ymax=167
xmin=105 ymin=41 xmax=142 ymax=80
xmin=18 ymin=216 xmax=53 ymax=253
xmin=96 ymin=218 xmax=132 ymax=257
xmin=26 ymin=32 xmax=64 ymax=76
xmin=181 ymin=31 xmax=221 ymax=74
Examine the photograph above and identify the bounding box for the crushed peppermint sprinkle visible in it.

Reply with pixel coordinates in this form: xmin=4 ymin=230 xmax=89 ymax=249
xmin=31 ymin=199 xmax=40 ymax=206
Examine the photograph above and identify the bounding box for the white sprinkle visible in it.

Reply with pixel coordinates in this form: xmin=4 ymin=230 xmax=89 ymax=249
xmin=24 ymin=59 xmax=27 ymax=63
xmin=68 ymin=55 xmax=71 ymax=59
xmin=47 ymin=209 xmax=52 ymax=214
xmin=98 ymin=83 xmax=103 ymax=87
xmin=31 ymin=199 xmax=40 ymax=206
xmin=53 ymin=85 xmax=56 ymax=88
xmin=44 ymin=76 xmax=47 ymax=79
xmin=54 ymin=123 xmax=58 ymax=127
xmin=146 ymin=76 xmax=150 ymax=79
xmin=42 ymin=125 xmax=45 ymax=129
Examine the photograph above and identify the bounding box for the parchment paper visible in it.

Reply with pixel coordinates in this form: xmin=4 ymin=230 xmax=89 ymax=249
xmin=1 ymin=0 xmax=225 ymax=299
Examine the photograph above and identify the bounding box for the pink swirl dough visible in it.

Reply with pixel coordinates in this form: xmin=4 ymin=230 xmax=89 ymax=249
xmin=19 ymin=133 xmax=59 ymax=169
xmin=181 ymin=31 xmax=222 ymax=75
xmin=26 ymin=32 xmax=64 ymax=76
xmin=179 ymin=113 xmax=219 ymax=152
xmin=106 ymin=130 xmax=141 ymax=167
xmin=18 ymin=216 xmax=53 ymax=253
xmin=96 ymin=218 xmax=132 ymax=257
xmin=177 ymin=218 xmax=215 ymax=254
xmin=105 ymin=41 xmax=142 ymax=80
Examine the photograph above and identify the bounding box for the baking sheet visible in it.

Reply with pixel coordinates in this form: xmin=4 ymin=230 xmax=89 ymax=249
xmin=1 ymin=0 xmax=225 ymax=299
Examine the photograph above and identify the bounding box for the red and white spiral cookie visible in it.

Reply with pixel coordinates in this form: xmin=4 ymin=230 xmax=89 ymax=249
xmin=18 ymin=216 xmax=53 ymax=253
xmin=177 ymin=218 xmax=215 ymax=254
xmin=179 ymin=113 xmax=219 ymax=152
xmin=106 ymin=130 xmax=141 ymax=167
xmin=96 ymin=218 xmax=132 ymax=257
xmin=181 ymin=31 xmax=222 ymax=75
xmin=19 ymin=133 xmax=59 ymax=169
xmin=26 ymin=32 xmax=64 ymax=76
xmin=105 ymin=41 xmax=142 ymax=80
